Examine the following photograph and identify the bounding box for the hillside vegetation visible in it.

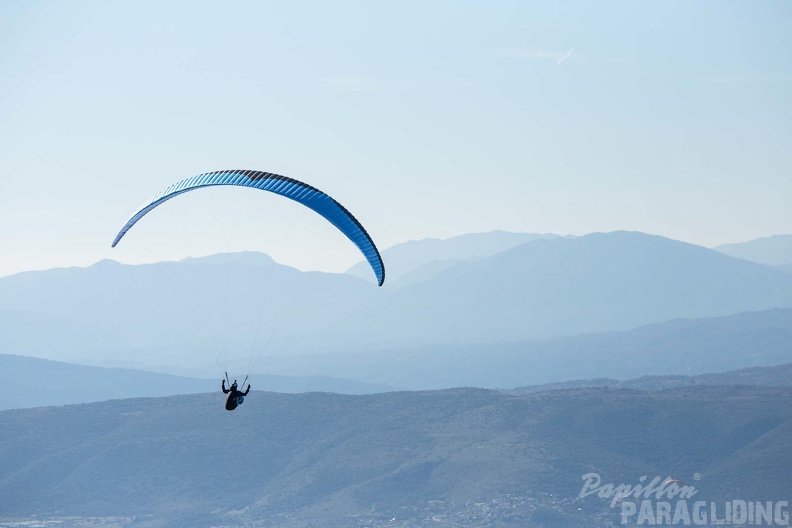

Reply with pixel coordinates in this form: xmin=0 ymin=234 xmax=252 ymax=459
xmin=1 ymin=386 xmax=790 ymax=526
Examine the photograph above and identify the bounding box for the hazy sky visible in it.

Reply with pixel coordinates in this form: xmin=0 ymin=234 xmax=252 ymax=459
xmin=1 ymin=1 xmax=790 ymax=277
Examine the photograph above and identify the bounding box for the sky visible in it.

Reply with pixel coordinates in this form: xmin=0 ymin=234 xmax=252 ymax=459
xmin=1 ymin=0 xmax=790 ymax=277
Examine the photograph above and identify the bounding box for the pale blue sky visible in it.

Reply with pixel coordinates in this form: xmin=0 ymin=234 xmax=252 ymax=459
xmin=1 ymin=1 xmax=790 ymax=276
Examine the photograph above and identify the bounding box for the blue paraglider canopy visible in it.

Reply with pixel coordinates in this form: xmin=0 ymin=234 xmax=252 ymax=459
xmin=111 ymin=169 xmax=385 ymax=286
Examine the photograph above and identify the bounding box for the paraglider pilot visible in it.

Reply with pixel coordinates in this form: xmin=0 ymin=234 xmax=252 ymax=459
xmin=222 ymin=378 xmax=250 ymax=411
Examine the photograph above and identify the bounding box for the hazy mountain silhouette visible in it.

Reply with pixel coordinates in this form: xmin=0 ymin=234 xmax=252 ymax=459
xmin=0 ymin=354 xmax=397 ymax=410
xmin=346 ymin=230 xmax=560 ymax=286
xmin=343 ymin=232 xmax=792 ymax=348
xmin=0 ymin=309 xmax=134 ymax=362
xmin=259 ymin=308 xmax=792 ymax=390
xmin=0 ymin=254 xmax=377 ymax=365
xmin=2 ymin=231 xmax=792 ymax=370
xmin=1 ymin=386 xmax=790 ymax=526
xmin=511 ymin=362 xmax=792 ymax=393
xmin=775 ymin=263 xmax=792 ymax=274
xmin=714 ymin=234 xmax=792 ymax=266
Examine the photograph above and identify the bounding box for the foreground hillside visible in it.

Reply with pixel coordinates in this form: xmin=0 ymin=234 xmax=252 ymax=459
xmin=1 ymin=386 xmax=790 ymax=527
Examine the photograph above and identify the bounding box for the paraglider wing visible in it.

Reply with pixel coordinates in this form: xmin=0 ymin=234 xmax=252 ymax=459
xmin=111 ymin=169 xmax=385 ymax=286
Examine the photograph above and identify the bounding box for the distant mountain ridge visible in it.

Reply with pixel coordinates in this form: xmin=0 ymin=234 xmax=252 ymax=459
xmin=0 ymin=253 xmax=376 ymax=364
xmin=777 ymin=263 xmax=792 ymax=274
xmin=2 ymin=231 xmax=792 ymax=371
xmin=342 ymin=231 xmax=792 ymax=347
xmin=714 ymin=234 xmax=792 ymax=266
xmin=510 ymin=362 xmax=792 ymax=394
xmin=345 ymin=230 xmax=560 ymax=286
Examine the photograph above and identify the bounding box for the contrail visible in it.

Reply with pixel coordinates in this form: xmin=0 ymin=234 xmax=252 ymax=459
xmin=557 ymin=48 xmax=574 ymax=65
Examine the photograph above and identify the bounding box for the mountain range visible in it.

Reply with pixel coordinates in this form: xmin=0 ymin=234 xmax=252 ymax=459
xmin=345 ymin=230 xmax=561 ymax=286
xmin=346 ymin=231 xmax=792 ymax=348
xmin=2 ymin=231 xmax=791 ymax=377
